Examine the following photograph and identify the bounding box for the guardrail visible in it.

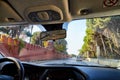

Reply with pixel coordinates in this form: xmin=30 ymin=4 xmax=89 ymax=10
xmin=90 ymin=58 xmax=120 ymax=67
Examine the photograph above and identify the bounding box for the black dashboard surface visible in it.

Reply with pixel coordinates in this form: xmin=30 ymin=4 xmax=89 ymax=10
xmin=76 ymin=66 xmax=120 ymax=80
xmin=1 ymin=62 xmax=120 ymax=80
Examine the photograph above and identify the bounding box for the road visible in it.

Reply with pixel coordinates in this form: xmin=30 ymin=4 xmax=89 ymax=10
xmin=30 ymin=58 xmax=101 ymax=66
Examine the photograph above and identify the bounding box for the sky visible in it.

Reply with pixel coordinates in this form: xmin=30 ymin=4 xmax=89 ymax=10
xmin=32 ymin=19 xmax=87 ymax=55
xmin=65 ymin=19 xmax=87 ymax=55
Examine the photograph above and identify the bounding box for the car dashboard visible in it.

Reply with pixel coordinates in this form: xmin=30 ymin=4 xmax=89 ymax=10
xmin=1 ymin=62 xmax=120 ymax=80
xmin=1 ymin=63 xmax=85 ymax=80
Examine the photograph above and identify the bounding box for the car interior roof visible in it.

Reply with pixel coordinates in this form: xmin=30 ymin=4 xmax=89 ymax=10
xmin=0 ymin=0 xmax=120 ymax=25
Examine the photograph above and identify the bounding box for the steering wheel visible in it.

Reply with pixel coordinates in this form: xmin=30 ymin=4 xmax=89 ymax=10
xmin=0 ymin=57 xmax=24 ymax=80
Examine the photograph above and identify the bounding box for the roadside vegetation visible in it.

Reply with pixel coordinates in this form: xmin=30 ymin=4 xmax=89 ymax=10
xmin=79 ymin=16 xmax=120 ymax=59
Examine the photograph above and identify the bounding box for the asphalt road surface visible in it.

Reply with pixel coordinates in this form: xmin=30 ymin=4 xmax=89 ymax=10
xmin=30 ymin=58 xmax=102 ymax=66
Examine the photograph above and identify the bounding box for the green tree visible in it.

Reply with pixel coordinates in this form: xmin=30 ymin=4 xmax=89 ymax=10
xmin=70 ymin=54 xmax=76 ymax=57
xmin=0 ymin=25 xmax=33 ymax=39
xmin=54 ymin=39 xmax=68 ymax=54
xmin=31 ymin=32 xmax=41 ymax=45
xmin=31 ymin=32 xmax=68 ymax=54
xmin=79 ymin=27 xmax=94 ymax=54
xmin=80 ymin=16 xmax=120 ymax=58
xmin=79 ymin=17 xmax=111 ymax=57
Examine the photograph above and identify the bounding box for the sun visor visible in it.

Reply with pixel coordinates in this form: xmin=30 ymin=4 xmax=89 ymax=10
xmin=69 ymin=0 xmax=120 ymax=18
xmin=0 ymin=1 xmax=22 ymax=23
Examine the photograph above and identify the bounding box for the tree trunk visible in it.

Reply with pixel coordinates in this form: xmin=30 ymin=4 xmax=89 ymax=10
xmin=100 ymin=34 xmax=107 ymax=57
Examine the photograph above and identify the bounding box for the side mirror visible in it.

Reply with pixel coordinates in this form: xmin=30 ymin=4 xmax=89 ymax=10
xmin=40 ymin=29 xmax=66 ymax=41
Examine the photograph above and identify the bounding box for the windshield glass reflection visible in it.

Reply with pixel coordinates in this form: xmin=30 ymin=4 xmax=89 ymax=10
xmin=0 ymin=16 xmax=120 ymax=68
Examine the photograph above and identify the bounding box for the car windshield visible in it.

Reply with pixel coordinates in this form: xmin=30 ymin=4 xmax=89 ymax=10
xmin=0 ymin=15 xmax=120 ymax=68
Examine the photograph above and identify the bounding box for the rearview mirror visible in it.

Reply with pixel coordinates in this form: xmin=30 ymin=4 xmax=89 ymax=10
xmin=40 ymin=29 xmax=66 ymax=41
